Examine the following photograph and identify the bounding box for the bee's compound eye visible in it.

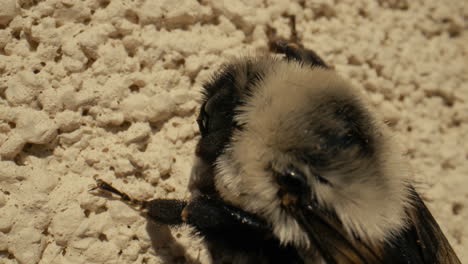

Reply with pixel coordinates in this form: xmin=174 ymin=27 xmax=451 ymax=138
xmin=276 ymin=167 xmax=308 ymax=195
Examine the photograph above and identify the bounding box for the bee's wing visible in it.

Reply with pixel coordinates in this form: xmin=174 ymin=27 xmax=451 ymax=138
xmin=296 ymin=207 xmax=385 ymax=264
xmin=296 ymin=188 xmax=461 ymax=264
xmin=381 ymin=188 xmax=461 ymax=264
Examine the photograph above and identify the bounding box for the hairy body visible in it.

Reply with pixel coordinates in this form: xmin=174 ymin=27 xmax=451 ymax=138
xmin=94 ymin=43 xmax=460 ymax=264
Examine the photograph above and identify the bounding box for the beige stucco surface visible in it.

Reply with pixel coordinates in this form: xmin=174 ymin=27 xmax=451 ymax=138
xmin=0 ymin=0 xmax=467 ymax=263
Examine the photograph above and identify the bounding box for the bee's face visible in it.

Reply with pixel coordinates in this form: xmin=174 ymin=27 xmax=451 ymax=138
xmin=211 ymin=59 xmax=411 ymax=248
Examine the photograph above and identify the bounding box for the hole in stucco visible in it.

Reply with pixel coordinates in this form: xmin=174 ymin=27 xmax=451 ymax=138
xmin=95 ymin=205 xmax=108 ymax=214
xmin=19 ymin=0 xmax=42 ymax=9
xmin=80 ymin=46 xmax=97 ymax=69
xmin=358 ymin=8 xmax=368 ymax=18
xmin=452 ymin=202 xmax=463 ymax=215
xmin=98 ymin=233 xmax=108 ymax=241
xmin=160 ymin=173 xmax=170 ymax=180
xmin=129 ymin=84 xmax=140 ymax=93
xmin=125 ymin=10 xmax=139 ymax=24
xmin=175 ymin=58 xmax=185 ymax=67
xmin=139 ymin=61 xmax=147 ymax=71
xmin=83 ymin=17 xmax=91 ymax=25
xmin=99 ymin=0 xmax=110 ymax=8
xmin=54 ymin=46 xmax=63 ymax=62
xmin=42 ymin=226 xmax=49 ymax=235
xmin=0 ymin=250 xmax=15 ymax=259
xmin=450 ymin=119 xmax=461 ymax=127
xmin=138 ymin=142 xmax=148 ymax=152
xmin=124 ymin=44 xmax=137 ymax=57
xmin=14 ymin=155 xmax=26 ymax=166
xmin=24 ymin=31 xmax=39 ymax=51
xmin=37 ymin=100 xmax=43 ymax=110
xmin=377 ymin=0 xmax=409 ymax=10
xmin=12 ymin=29 xmax=21 ymax=40
xmin=441 ymin=160 xmax=455 ymax=170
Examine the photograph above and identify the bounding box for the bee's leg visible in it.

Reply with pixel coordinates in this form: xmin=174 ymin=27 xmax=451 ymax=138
xmin=267 ymin=15 xmax=328 ymax=68
xmin=91 ymin=180 xmax=188 ymax=225
xmin=157 ymin=196 xmax=304 ymax=264
xmin=91 ymin=179 xmax=149 ymax=209
xmin=174 ymin=196 xmax=270 ymax=237
xmin=92 ymin=181 xmax=303 ymax=263
xmin=91 ymin=180 xmax=269 ymax=230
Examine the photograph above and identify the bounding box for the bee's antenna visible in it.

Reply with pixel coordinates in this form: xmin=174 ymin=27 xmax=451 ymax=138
xmin=90 ymin=179 xmax=148 ymax=210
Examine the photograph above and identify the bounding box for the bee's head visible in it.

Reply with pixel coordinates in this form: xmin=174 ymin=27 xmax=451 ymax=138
xmin=198 ymin=58 xmax=411 ymax=248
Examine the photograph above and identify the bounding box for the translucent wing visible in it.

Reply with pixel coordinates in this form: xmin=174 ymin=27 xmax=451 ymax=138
xmin=295 ymin=187 xmax=461 ymax=264
xmin=380 ymin=188 xmax=461 ymax=264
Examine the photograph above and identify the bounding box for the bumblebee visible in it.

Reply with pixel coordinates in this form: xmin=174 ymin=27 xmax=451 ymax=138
xmin=93 ymin=41 xmax=461 ymax=264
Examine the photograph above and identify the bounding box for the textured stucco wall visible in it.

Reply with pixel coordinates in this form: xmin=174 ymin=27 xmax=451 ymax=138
xmin=0 ymin=0 xmax=467 ymax=263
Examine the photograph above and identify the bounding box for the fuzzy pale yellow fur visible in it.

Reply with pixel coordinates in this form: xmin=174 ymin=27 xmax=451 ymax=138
xmin=213 ymin=58 xmax=412 ymax=251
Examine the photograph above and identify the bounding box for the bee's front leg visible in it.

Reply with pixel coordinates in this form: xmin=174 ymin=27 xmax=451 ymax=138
xmin=91 ymin=180 xmax=269 ymax=235
xmin=160 ymin=196 xmax=303 ymax=263
xmin=92 ymin=180 xmax=303 ymax=263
